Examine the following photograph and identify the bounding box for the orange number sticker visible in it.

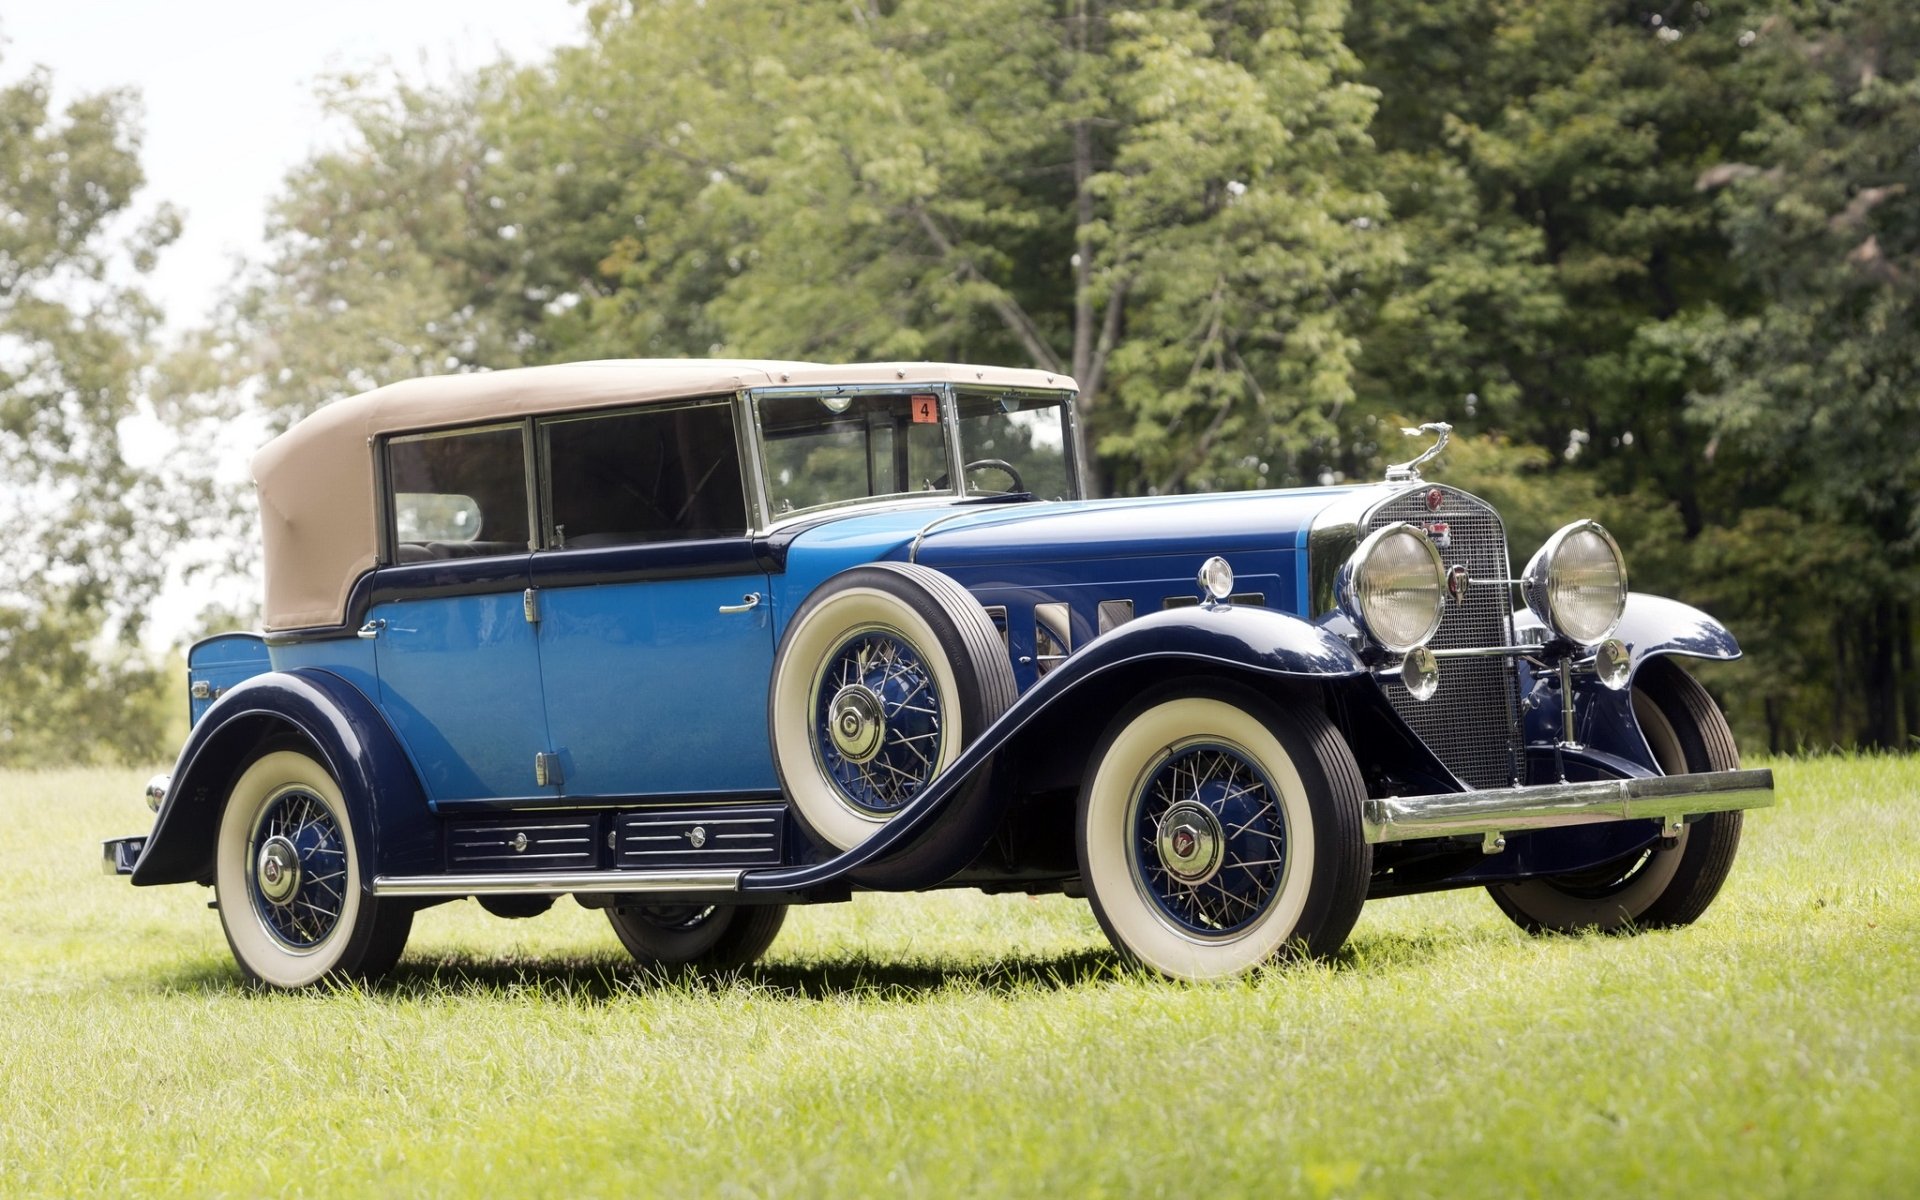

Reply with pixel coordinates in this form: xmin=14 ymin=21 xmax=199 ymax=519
xmin=911 ymin=395 xmax=939 ymax=424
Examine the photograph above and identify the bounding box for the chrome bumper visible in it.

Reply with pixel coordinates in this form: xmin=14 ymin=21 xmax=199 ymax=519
xmin=1363 ymin=768 xmax=1775 ymax=845
xmin=102 ymin=836 xmax=147 ymax=876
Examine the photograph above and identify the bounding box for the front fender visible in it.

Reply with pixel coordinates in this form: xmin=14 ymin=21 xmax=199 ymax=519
xmin=742 ymin=604 xmax=1364 ymax=892
xmin=1519 ymin=593 xmax=1740 ymax=770
xmin=131 ymin=669 xmax=433 ymax=889
xmin=1515 ymin=592 xmax=1741 ymax=666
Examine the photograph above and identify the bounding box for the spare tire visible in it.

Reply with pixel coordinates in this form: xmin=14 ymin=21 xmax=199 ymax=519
xmin=769 ymin=562 xmax=1016 ymax=885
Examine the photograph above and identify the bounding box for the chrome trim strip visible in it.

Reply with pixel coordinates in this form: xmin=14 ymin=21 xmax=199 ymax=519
xmin=370 ymin=869 xmax=744 ymax=897
xmin=1304 ymin=484 xmax=1398 ymax=616
xmin=1362 ymin=768 xmax=1775 ymax=844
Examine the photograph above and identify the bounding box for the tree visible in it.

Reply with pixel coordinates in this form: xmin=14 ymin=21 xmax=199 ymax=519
xmin=229 ymin=1 xmax=1394 ymax=498
xmin=0 ymin=56 xmax=180 ymax=764
xmin=1672 ymin=0 xmax=1920 ymax=748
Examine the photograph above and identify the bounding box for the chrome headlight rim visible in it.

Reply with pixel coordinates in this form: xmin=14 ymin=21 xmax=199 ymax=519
xmin=1337 ymin=522 xmax=1448 ymax=655
xmin=1524 ymin=519 xmax=1629 ymax=647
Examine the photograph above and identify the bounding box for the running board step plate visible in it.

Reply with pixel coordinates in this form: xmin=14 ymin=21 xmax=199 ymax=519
xmin=371 ymin=869 xmax=744 ymax=897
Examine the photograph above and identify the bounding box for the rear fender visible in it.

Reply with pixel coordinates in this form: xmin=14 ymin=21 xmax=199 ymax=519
xmin=742 ymin=605 xmax=1365 ymax=892
xmin=131 ymin=669 xmax=433 ymax=889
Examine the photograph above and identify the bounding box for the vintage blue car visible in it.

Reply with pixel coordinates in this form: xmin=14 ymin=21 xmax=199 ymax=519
xmin=106 ymin=359 xmax=1774 ymax=986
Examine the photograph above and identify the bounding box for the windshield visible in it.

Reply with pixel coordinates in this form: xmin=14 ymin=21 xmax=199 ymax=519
xmin=755 ymin=387 xmax=1079 ymax=519
xmin=757 ymin=392 xmax=953 ymax=518
xmin=954 ymin=391 xmax=1076 ymax=501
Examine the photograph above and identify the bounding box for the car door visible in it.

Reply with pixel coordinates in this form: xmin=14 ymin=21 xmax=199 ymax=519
xmin=530 ymin=398 xmax=778 ymax=800
xmin=369 ymin=421 xmax=558 ymax=804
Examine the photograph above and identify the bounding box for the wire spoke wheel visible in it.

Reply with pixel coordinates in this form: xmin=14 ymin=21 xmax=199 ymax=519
xmin=769 ymin=563 xmax=1016 ymax=885
xmin=814 ymin=627 xmax=946 ymax=813
xmin=1076 ymin=685 xmax=1369 ymax=981
xmin=214 ymin=747 xmax=412 ymax=988
xmin=1129 ymin=742 xmax=1287 ymax=938
xmin=247 ymin=787 xmax=350 ymax=949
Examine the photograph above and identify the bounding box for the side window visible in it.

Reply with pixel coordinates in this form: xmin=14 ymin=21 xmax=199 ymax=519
xmin=386 ymin=425 xmax=530 ymax=562
xmin=542 ymin=403 xmax=747 ymax=548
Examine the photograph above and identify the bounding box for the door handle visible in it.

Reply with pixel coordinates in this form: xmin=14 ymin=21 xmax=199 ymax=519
xmin=357 ymin=619 xmax=386 ymax=640
xmin=717 ymin=593 xmax=761 ymax=614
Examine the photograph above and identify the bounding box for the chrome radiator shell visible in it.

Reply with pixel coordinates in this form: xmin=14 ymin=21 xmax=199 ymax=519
xmin=1310 ymin=483 xmax=1524 ymax=790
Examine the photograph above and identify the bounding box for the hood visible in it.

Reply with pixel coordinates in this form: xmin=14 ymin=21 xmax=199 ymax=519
xmin=776 ymin=487 xmax=1377 ymax=569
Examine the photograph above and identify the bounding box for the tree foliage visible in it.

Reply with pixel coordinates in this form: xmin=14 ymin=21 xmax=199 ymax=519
xmin=0 ymin=57 xmax=179 ymax=765
xmin=163 ymin=0 xmax=1920 ymax=753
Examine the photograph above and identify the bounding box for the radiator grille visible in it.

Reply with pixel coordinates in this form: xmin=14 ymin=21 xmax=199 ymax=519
xmin=1368 ymin=486 xmax=1521 ymax=789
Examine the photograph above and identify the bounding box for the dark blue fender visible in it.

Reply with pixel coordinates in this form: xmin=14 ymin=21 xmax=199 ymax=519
xmin=742 ymin=603 xmax=1365 ymax=892
xmin=1520 ymin=592 xmax=1741 ymax=769
xmin=131 ymin=669 xmax=435 ymax=890
xmin=1515 ymin=592 xmax=1741 ymax=669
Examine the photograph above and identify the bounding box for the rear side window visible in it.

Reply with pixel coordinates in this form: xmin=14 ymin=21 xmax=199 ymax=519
xmin=386 ymin=425 xmax=530 ymax=561
xmin=541 ymin=402 xmax=747 ymax=548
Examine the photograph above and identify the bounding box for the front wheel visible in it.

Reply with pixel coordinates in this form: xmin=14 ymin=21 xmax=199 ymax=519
xmin=213 ymin=747 xmax=412 ymax=988
xmin=606 ymin=903 xmax=787 ymax=971
xmin=1488 ymin=660 xmax=1745 ymax=934
xmin=1076 ymin=684 xmax=1370 ymax=981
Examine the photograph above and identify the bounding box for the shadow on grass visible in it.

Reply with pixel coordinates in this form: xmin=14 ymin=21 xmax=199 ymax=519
xmin=147 ymin=923 xmax=1474 ymax=1003
xmin=148 ymin=945 xmax=1135 ymax=1004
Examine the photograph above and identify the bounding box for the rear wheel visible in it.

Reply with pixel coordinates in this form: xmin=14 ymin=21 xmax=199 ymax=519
xmin=1076 ymin=684 xmax=1369 ymax=981
xmin=606 ymin=904 xmax=787 ymax=971
xmin=213 ymin=747 xmax=412 ymax=988
xmin=1488 ymin=660 xmax=1745 ymax=934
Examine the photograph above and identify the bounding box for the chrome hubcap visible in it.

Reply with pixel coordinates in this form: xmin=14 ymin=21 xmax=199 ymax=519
xmin=256 ymin=836 xmax=302 ymax=905
xmin=1155 ymin=800 xmax=1225 ymax=886
xmin=828 ymin=684 xmax=887 ymax=764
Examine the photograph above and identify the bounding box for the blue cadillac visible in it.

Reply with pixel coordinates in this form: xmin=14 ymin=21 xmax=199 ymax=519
xmin=105 ymin=359 xmax=1775 ymax=986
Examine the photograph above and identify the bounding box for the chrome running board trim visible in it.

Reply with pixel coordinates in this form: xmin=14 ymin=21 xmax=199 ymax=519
xmin=370 ymin=869 xmax=744 ymax=897
xmin=1364 ymin=768 xmax=1774 ymax=844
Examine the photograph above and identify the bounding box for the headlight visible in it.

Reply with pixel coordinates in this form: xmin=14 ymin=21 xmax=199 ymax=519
xmin=1338 ymin=523 xmax=1446 ymax=653
xmin=1523 ymin=520 xmax=1628 ymax=645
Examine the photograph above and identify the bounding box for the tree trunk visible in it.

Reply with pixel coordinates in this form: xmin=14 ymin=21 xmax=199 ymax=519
xmin=1900 ymin=602 xmax=1918 ymax=749
xmin=1866 ymin=600 xmax=1899 ymax=748
xmin=1832 ymin=618 xmax=1848 ymax=747
xmin=1068 ymin=0 xmax=1104 ymax=499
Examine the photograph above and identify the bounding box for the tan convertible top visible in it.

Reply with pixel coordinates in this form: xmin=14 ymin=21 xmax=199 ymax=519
xmin=251 ymin=359 xmax=1076 ymax=631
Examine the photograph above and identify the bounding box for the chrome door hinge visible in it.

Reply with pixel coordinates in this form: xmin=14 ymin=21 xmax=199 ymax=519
xmin=534 ymin=752 xmax=563 ymax=787
xmin=523 ymin=588 xmax=541 ymax=624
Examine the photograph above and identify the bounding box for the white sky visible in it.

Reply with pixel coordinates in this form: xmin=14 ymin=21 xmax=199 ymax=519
xmin=1 ymin=1 xmax=587 ymax=646
xmin=2 ymin=0 xmax=586 ymax=330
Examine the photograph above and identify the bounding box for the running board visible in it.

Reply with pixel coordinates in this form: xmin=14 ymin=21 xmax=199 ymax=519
xmin=370 ymin=869 xmax=744 ymax=897
xmin=1364 ymin=767 xmax=1774 ymax=844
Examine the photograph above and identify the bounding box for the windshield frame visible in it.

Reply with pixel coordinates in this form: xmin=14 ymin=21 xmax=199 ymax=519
xmin=744 ymin=381 xmax=1084 ymax=531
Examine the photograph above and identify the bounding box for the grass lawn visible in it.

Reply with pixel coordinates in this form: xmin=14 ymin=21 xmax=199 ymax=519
xmin=2 ymin=757 xmax=1916 ymax=1197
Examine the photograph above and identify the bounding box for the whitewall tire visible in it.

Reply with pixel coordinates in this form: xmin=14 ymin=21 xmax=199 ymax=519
xmin=1488 ymin=660 xmax=1745 ymax=934
xmin=213 ymin=747 xmax=411 ymax=988
xmin=769 ymin=563 xmax=1015 ymax=875
xmin=1076 ymin=685 xmax=1369 ymax=981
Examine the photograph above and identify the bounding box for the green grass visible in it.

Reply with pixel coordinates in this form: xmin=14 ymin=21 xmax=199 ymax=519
xmin=2 ymin=759 xmax=1916 ymax=1198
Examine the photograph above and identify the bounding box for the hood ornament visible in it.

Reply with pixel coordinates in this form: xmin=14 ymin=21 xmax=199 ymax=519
xmin=1385 ymin=422 xmax=1452 ymax=483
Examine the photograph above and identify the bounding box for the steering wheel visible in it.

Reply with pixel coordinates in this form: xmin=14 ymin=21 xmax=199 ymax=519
xmin=932 ymin=458 xmax=1026 ymax=495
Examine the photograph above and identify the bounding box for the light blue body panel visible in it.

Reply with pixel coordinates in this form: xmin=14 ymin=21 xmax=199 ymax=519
xmin=268 ymin=637 xmax=379 ymax=703
xmin=537 ymin=571 xmax=777 ymax=796
xmin=370 ymin=586 xmax=556 ymax=803
xmin=187 ymin=632 xmax=272 ymax=725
